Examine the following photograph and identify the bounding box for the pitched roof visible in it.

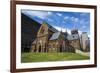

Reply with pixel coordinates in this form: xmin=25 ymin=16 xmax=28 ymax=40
xmin=67 ymin=34 xmax=79 ymax=40
xmin=43 ymin=22 xmax=58 ymax=32
xmin=49 ymin=32 xmax=61 ymax=40
xmin=32 ymin=39 xmax=36 ymax=44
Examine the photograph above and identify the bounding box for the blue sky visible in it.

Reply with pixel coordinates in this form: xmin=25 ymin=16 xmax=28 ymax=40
xmin=21 ymin=10 xmax=90 ymax=36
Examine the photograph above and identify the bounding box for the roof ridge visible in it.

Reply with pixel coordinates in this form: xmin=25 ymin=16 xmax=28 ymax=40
xmin=42 ymin=21 xmax=58 ymax=32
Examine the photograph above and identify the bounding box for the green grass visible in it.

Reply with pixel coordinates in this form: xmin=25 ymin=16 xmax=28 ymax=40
xmin=21 ymin=53 xmax=90 ymax=63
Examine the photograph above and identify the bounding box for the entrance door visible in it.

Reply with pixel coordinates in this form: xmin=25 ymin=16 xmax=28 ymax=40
xmin=39 ymin=45 xmax=41 ymax=52
xmin=60 ymin=45 xmax=62 ymax=52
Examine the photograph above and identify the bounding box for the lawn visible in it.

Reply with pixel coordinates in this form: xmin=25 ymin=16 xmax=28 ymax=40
xmin=21 ymin=52 xmax=90 ymax=63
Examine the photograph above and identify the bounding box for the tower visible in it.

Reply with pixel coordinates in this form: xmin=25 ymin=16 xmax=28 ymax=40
xmin=69 ymin=29 xmax=81 ymax=50
xmin=81 ymin=32 xmax=89 ymax=51
xmin=71 ymin=29 xmax=78 ymax=35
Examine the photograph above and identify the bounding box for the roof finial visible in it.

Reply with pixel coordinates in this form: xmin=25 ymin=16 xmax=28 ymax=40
xmin=61 ymin=24 xmax=63 ymax=33
xmin=61 ymin=27 xmax=62 ymax=32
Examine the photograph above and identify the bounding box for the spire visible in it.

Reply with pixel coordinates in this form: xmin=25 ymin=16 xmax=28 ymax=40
xmin=65 ymin=28 xmax=67 ymax=33
xmin=61 ymin=27 xmax=62 ymax=32
xmin=60 ymin=24 xmax=62 ymax=32
xmin=65 ymin=28 xmax=68 ymax=36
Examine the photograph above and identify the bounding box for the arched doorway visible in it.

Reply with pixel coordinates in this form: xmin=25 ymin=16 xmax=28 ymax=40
xmin=60 ymin=45 xmax=62 ymax=52
xmin=39 ymin=45 xmax=41 ymax=52
xmin=44 ymin=43 xmax=46 ymax=52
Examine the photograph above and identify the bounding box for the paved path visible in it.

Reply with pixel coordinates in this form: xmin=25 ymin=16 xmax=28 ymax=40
xmin=75 ymin=49 xmax=90 ymax=56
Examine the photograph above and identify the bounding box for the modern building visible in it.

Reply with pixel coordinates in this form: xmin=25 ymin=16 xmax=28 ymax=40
xmin=85 ymin=39 xmax=90 ymax=52
xmin=81 ymin=32 xmax=90 ymax=51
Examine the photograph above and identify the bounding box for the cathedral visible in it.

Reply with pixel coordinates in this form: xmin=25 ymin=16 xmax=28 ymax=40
xmin=31 ymin=22 xmax=81 ymax=53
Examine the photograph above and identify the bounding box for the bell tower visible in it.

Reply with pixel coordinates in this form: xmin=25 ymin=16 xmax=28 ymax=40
xmin=71 ymin=29 xmax=78 ymax=35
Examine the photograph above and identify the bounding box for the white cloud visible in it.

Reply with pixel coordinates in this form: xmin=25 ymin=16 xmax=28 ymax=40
xmin=22 ymin=10 xmax=51 ymax=19
xmin=78 ymin=30 xmax=82 ymax=35
xmin=64 ymin=16 xmax=69 ymax=20
xmin=47 ymin=11 xmax=53 ymax=15
xmin=70 ymin=17 xmax=74 ymax=21
xmin=88 ymin=34 xmax=90 ymax=38
xmin=70 ymin=17 xmax=79 ymax=22
xmin=74 ymin=18 xmax=79 ymax=22
xmin=56 ymin=13 xmax=62 ymax=16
